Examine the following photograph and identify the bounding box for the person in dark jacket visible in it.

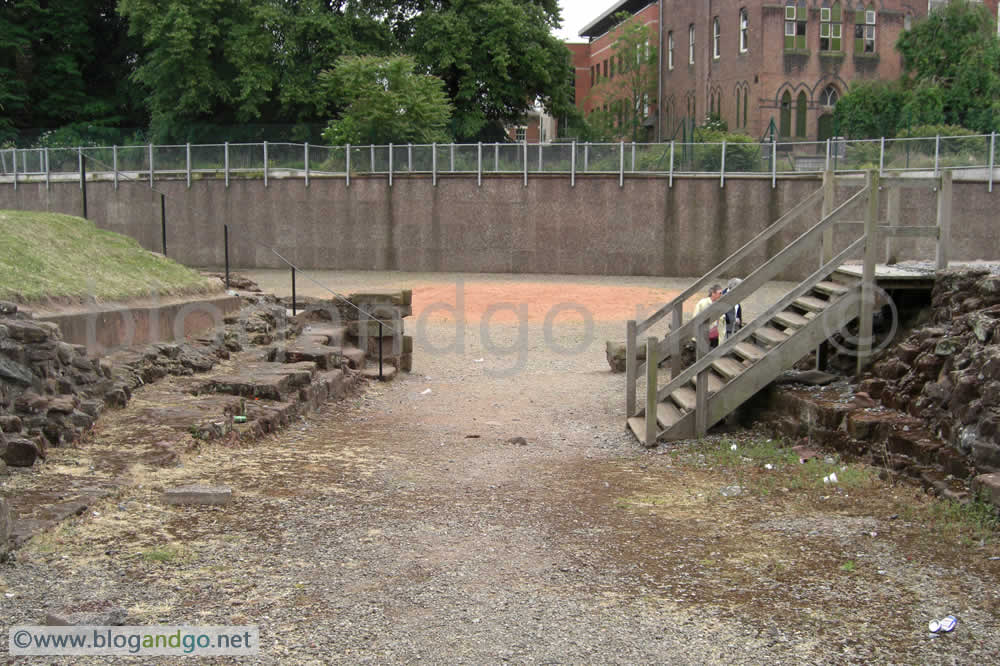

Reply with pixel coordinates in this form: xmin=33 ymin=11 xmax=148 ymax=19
xmin=723 ymin=278 xmax=743 ymax=337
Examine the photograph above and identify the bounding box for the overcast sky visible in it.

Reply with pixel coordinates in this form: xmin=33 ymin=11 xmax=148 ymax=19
xmin=555 ymin=0 xmax=620 ymax=41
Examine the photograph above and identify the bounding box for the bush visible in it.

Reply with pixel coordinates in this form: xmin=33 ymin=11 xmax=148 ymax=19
xmin=691 ymin=128 xmax=762 ymax=172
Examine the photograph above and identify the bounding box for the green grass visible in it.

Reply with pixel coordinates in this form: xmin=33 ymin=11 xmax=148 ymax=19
xmin=0 ymin=210 xmax=216 ymax=304
xmin=141 ymin=546 xmax=183 ymax=563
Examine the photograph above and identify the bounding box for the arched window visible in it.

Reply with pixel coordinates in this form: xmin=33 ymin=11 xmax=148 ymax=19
xmin=668 ymin=31 xmax=675 ymax=70
xmin=713 ymin=17 xmax=721 ymax=59
xmin=821 ymin=85 xmax=839 ymax=107
xmin=743 ymin=86 xmax=749 ymax=129
xmin=795 ymin=91 xmax=808 ymax=137
xmin=689 ymin=24 xmax=695 ymax=65
xmin=739 ymin=8 xmax=749 ymax=53
xmin=736 ymin=89 xmax=742 ymax=127
xmin=780 ymin=91 xmax=791 ymax=137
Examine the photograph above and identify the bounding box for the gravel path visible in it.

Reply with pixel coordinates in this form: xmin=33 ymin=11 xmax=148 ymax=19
xmin=2 ymin=271 xmax=999 ymax=663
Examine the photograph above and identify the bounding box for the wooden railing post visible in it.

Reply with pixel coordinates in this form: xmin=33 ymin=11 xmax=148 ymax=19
xmin=885 ymin=183 xmax=900 ymax=264
xmin=936 ymin=170 xmax=952 ymax=270
xmin=695 ymin=320 xmax=709 ymax=437
xmin=626 ymin=320 xmax=638 ymax=417
xmin=858 ymin=170 xmax=879 ymax=375
xmin=645 ymin=336 xmax=659 ymax=447
xmin=670 ymin=304 xmax=683 ymax=380
xmin=821 ymin=169 xmax=834 ymax=266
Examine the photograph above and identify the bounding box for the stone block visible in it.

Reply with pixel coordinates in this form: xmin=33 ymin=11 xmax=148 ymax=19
xmin=348 ymin=290 xmax=412 ymax=306
xmin=397 ymin=353 xmax=412 ymax=372
xmin=605 ymin=340 xmax=646 ymax=373
xmin=163 ymin=485 xmax=233 ymax=506
xmin=972 ymin=472 xmax=1000 ymax=507
xmin=2 ymin=437 xmax=43 ymax=467
xmin=348 ymin=320 xmax=397 ymax=338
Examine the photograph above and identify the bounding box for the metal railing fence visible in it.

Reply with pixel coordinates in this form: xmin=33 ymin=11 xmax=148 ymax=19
xmin=2 ymin=134 xmax=997 ymax=190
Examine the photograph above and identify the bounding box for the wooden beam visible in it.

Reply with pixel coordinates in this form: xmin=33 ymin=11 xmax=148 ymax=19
xmin=879 ymin=225 xmax=939 ymax=238
xmin=645 ymin=336 xmax=659 ymax=448
xmin=858 ymin=170 xmax=879 ymax=375
xmin=626 ymin=320 xmax=637 ymax=417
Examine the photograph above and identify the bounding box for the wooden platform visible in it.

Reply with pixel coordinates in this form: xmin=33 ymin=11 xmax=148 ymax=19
xmin=836 ymin=262 xmax=937 ymax=291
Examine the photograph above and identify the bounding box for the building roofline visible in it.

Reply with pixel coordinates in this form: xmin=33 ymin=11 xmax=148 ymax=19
xmin=579 ymin=0 xmax=656 ymax=39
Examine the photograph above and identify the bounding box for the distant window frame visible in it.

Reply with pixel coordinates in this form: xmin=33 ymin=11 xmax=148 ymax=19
xmin=739 ymin=8 xmax=749 ymax=53
xmin=820 ymin=3 xmax=842 ymax=52
xmin=713 ymin=16 xmax=720 ymax=59
xmin=668 ymin=31 xmax=675 ymax=70
xmin=689 ymin=24 xmax=695 ymax=65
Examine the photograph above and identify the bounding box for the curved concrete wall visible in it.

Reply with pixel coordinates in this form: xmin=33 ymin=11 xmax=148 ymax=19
xmin=1 ymin=173 xmax=997 ymax=279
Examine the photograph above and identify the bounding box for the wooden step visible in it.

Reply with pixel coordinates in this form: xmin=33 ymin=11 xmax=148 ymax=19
xmin=831 ymin=269 xmax=863 ymax=286
xmin=671 ymin=386 xmax=697 ymax=412
xmin=753 ymin=326 xmax=789 ymax=347
xmin=772 ymin=310 xmax=810 ymax=330
xmin=689 ymin=371 xmax=725 ymax=395
xmin=656 ymin=401 xmax=684 ymax=429
xmin=627 ymin=416 xmax=651 ymax=446
xmin=793 ymin=295 xmax=829 ymax=313
xmin=732 ymin=341 xmax=766 ymax=363
xmin=711 ymin=357 xmax=746 ymax=381
xmin=814 ymin=280 xmax=849 ymax=297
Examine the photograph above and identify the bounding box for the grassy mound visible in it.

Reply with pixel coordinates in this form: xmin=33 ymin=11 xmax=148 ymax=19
xmin=0 ymin=210 xmax=217 ymax=304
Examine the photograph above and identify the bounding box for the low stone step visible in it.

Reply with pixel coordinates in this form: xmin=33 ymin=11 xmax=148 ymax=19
xmin=814 ymin=280 xmax=849 ymax=297
xmin=671 ymin=386 xmax=697 ymax=412
xmin=753 ymin=326 xmax=789 ymax=347
xmin=772 ymin=310 xmax=811 ymax=330
xmin=343 ymin=346 xmax=367 ymax=370
xmin=793 ymin=295 xmax=829 ymax=313
xmin=732 ymin=341 xmax=766 ymax=363
xmin=657 ymin=401 xmax=684 ymax=429
xmin=689 ymin=371 xmax=725 ymax=394
xmin=711 ymin=357 xmax=746 ymax=381
xmin=197 ymin=361 xmax=316 ymax=401
xmin=362 ymin=365 xmax=398 ymax=381
xmin=626 ymin=416 xmax=651 ymax=446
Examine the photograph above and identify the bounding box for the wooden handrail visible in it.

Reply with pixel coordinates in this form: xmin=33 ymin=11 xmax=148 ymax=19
xmin=635 ymin=186 xmax=824 ymax=337
xmin=652 ymin=235 xmax=867 ymax=405
xmin=634 ymin=184 xmax=869 ymax=381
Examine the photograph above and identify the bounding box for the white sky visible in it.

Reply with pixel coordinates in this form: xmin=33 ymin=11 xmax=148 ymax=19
xmin=554 ymin=0 xmax=621 ymax=42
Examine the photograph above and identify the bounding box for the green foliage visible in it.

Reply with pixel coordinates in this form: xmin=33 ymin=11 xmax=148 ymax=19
xmin=834 ymin=80 xmax=907 ymax=139
xmin=691 ymin=127 xmax=762 ymax=172
xmin=320 ymin=56 xmax=452 ymax=145
xmin=409 ymin=0 xmax=575 ymax=140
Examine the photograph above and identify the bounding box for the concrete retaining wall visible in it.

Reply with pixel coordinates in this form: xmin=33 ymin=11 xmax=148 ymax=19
xmin=1 ymin=173 xmax=997 ymax=279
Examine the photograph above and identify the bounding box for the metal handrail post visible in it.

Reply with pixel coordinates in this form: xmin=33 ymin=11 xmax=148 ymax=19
xmin=720 ymin=140 xmax=726 ymax=188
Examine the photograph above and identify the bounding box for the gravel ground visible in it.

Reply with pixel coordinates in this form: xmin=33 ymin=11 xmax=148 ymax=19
xmin=2 ymin=271 xmax=999 ymax=664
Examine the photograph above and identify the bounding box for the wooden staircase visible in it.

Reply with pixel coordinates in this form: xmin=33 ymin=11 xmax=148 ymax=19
xmin=624 ymin=170 xmax=954 ymax=446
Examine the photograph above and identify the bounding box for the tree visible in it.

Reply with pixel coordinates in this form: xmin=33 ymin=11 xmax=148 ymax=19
xmin=835 ymin=0 xmax=1000 ymax=137
xmin=896 ymin=0 xmax=1000 ymax=133
xmin=320 ymin=55 xmax=452 ymax=145
xmin=588 ymin=11 xmax=658 ymax=141
xmin=406 ymin=0 xmax=575 ymax=140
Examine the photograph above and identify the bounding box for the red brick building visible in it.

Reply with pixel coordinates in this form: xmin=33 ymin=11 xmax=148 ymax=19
xmin=574 ymin=0 xmax=1000 ymax=142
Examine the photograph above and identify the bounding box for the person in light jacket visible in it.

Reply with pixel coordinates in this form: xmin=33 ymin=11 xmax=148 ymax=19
xmin=692 ymin=283 xmax=727 ymax=348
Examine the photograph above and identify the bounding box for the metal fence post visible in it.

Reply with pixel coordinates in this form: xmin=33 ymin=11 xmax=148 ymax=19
xmin=934 ymin=135 xmax=940 ymax=177
xmin=12 ymin=149 xmax=17 ymax=190
xmin=160 ymin=193 xmax=167 ymax=256
xmin=631 ymin=141 xmax=636 ymax=172
xmin=291 ymin=267 xmax=297 ymax=316
xmin=825 ymin=138 xmax=831 ymax=171
xmin=879 ymin=136 xmax=885 ymax=175
xmin=112 ymin=145 xmax=117 ymax=190
xmin=669 ymin=141 xmax=674 ymax=188
xmin=224 ymin=142 xmax=230 ymax=188
xmin=186 ymin=142 xmax=191 ymax=188
xmin=571 ymin=141 xmax=576 ymax=187
xmin=450 ymin=143 xmax=455 ymax=172
xmin=80 ymin=155 xmax=86 ymax=218
xmin=477 ymin=142 xmax=482 ymax=186
xmin=432 ymin=142 xmax=437 ymax=186
xmin=78 ymin=147 xmax=82 ymax=190
xmin=44 ymin=146 xmax=49 ymax=190
xmin=148 ymin=143 xmax=154 ymax=186
xmin=388 ymin=143 xmax=393 ymax=187
xmin=538 ymin=142 xmax=543 ymax=172
xmin=523 ymin=140 xmax=528 ymax=187
xmin=495 ymin=142 xmax=499 ymax=172
xmin=584 ymin=143 xmax=589 ymax=172
xmin=407 ymin=143 xmax=412 ymax=172
xmin=263 ymin=141 xmax=269 ymax=188
xmin=771 ymin=140 xmax=777 ymax=189
xmin=305 ymin=142 xmax=310 ymax=188
xmin=990 ymin=132 xmax=996 ymax=193
xmin=619 ymin=141 xmax=624 ymax=188
xmin=370 ymin=144 xmax=375 ymax=173
xmin=720 ymin=140 xmax=726 ymax=188
xmin=345 ymin=143 xmax=350 ymax=187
